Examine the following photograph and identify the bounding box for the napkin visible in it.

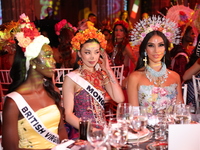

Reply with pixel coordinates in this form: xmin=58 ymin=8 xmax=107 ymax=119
xmin=51 ymin=140 xmax=75 ymax=150
xmin=168 ymin=124 xmax=200 ymax=150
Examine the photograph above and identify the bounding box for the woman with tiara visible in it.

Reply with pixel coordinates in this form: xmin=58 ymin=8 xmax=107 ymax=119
xmin=127 ymin=16 xmax=184 ymax=115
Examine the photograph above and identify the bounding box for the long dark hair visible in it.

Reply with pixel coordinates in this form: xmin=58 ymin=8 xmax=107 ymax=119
xmin=8 ymin=43 xmax=61 ymax=106
xmin=73 ymin=38 xmax=100 ymax=70
xmin=135 ymin=30 xmax=170 ymax=70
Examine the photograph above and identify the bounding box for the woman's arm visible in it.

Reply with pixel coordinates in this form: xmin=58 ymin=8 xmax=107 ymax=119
xmin=127 ymin=71 xmax=140 ymax=106
xmin=58 ymin=107 xmax=68 ymax=141
xmin=2 ymin=97 xmax=20 ymax=150
xmin=100 ymin=51 xmax=124 ymax=103
xmin=173 ymin=72 xmax=184 ymax=104
xmin=124 ymin=43 xmax=135 ymax=64
xmin=62 ymin=75 xmax=80 ymax=129
xmin=183 ymin=58 xmax=200 ymax=81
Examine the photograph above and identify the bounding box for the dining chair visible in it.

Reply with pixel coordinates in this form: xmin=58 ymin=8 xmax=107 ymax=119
xmin=0 ymin=70 xmax=12 ymax=110
xmin=182 ymin=84 xmax=187 ymax=105
xmin=52 ymin=68 xmax=73 ymax=98
xmin=192 ymin=75 xmax=200 ymax=113
xmin=111 ymin=64 xmax=124 ymax=86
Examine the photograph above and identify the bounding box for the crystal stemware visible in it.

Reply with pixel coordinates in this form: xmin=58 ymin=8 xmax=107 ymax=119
xmin=87 ymin=121 xmax=108 ymax=150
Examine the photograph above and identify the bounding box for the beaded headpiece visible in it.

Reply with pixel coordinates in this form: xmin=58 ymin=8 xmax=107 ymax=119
xmin=114 ymin=20 xmax=129 ymax=29
xmin=130 ymin=16 xmax=181 ymax=46
xmin=15 ymin=13 xmax=50 ymax=73
xmin=55 ymin=19 xmax=77 ymax=35
xmin=71 ymin=28 xmax=107 ymax=51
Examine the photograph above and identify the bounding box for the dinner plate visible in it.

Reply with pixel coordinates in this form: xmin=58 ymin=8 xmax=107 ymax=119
xmin=128 ymin=128 xmax=150 ymax=140
xmin=146 ymin=141 xmax=168 ymax=150
xmin=127 ymin=129 xmax=152 ymax=144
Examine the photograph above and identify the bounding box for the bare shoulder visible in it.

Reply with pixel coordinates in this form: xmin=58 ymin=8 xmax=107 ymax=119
xmin=128 ymin=69 xmax=144 ymax=81
xmin=168 ymin=69 xmax=180 ymax=80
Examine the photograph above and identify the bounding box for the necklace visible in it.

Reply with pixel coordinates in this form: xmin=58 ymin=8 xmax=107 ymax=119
xmin=145 ymin=62 xmax=168 ymax=86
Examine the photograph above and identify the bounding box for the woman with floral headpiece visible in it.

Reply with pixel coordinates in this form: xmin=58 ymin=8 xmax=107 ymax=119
xmin=2 ymin=14 xmax=68 ymax=150
xmin=62 ymin=27 xmax=124 ymax=139
xmin=127 ymin=16 xmax=183 ymax=115
xmin=54 ymin=19 xmax=77 ymax=68
xmin=111 ymin=20 xmax=135 ymax=77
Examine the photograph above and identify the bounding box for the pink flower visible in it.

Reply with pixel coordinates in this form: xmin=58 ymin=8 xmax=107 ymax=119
xmin=55 ymin=19 xmax=67 ymax=35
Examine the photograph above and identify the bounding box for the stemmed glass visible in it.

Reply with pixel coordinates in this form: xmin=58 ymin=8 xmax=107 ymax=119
xmin=130 ymin=106 xmax=147 ymax=150
xmin=116 ymin=103 xmax=132 ymax=124
xmin=87 ymin=121 xmax=108 ymax=150
xmin=108 ymin=120 xmax=128 ymax=150
xmin=173 ymin=104 xmax=192 ymax=124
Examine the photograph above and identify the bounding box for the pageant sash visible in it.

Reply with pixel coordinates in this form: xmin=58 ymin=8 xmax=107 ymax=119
xmin=6 ymin=92 xmax=59 ymax=145
xmin=67 ymin=72 xmax=104 ymax=109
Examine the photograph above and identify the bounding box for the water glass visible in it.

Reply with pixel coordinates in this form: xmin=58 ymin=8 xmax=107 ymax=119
xmin=108 ymin=122 xmax=128 ymax=150
xmin=87 ymin=121 xmax=108 ymax=149
xmin=79 ymin=118 xmax=88 ymax=140
xmin=116 ymin=103 xmax=132 ymax=124
xmin=174 ymin=104 xmax=191 ymax=124
xmin=154 ymin=116 xmax=167 ymax=141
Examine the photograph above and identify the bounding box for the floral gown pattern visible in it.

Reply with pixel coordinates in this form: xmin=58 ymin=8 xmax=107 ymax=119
xmin=138 ymin=84 xmax=178 ymax=115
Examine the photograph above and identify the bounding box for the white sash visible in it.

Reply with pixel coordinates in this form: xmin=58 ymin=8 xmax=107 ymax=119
xmin=67 ymin=72 xmax=104 ymax=109
xmin=6 ymin=92 xmax=59 ymax=145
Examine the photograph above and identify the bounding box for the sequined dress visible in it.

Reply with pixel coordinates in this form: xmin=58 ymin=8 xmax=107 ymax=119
xmin=138 ymin=84 xmax=178 ymax=115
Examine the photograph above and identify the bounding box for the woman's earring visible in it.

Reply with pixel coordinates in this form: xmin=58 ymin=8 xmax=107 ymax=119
xmin=78 ymin=59 xmax=83 ymax=66
xmin=143 ymin=52 xmax=147 ymax=67
xmin=32 ymin=64 xmax=36 ymax=69
xmin=98 ymin=59 xmax=102 ymax=64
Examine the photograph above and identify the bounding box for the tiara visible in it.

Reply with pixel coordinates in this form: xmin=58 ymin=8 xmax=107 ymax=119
xmin=71 ymin=28 xmax=107 ymax=51
xmin=15 ymin=13 xmax=50 ymax=73
xmin=130 ymin=16 xmax=181 ymax=46
xmin=55 ymin=19 xmax=77 ymax=35
xmin=114 ymin=20 xmax=129 ymax=29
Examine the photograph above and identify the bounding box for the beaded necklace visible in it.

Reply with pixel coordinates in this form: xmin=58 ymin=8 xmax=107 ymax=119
xmin=145 ymin=62 xmax=168 ymax=86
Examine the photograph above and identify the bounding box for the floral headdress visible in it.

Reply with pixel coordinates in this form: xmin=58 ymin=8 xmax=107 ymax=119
xmin=114 ymin=20 xmax=129 ymax=29
xmin=15 ymin=13 xmax=50 ymax=74
xmin=0 ymin=21 xmax=18 ymax=51
xmin=55 ymin=19 xmax=77 ymax=35
xmin=130 ymin=16 xmax=181 ymax=46
xmin=71 ymin=28 xmax=107 ymax=51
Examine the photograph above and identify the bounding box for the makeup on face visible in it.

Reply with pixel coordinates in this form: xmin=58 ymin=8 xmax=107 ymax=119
xmin=34 ymin=44 xmax=55 ymax=70
xmin=79 ymin=42 xmax=100 ymax=69
xmin=146 ymin=35 xmax=165 ymax=66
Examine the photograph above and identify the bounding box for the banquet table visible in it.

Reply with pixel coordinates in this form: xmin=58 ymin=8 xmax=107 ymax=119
xmin=69 ymin=114 xmax=200 ymax=150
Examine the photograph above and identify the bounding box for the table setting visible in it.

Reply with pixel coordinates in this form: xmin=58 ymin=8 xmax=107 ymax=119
xmin=57 ymin=103 xmax=200 ymax=150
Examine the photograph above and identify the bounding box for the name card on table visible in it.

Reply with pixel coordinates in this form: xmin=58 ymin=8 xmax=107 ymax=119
xmin=168 ymin=124 xmax=200 ymax=150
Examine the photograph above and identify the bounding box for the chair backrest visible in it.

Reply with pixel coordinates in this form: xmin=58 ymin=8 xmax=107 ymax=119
xmin=182 ymin=84 xmax=187 ymax=105
xmin=53 ymin=68 xmax=73 ymax=85
xmin=111 ymin=65 xmax=124 ymax=86
xmin=0 ymin=70 xmax=12 ymax=110
xmin=192 ymin=75 xmax=200 ymax=113
xmin=52 ymin=68 xmax=73 ymax=98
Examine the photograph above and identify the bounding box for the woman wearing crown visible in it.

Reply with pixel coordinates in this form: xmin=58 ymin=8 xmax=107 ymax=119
xmin=2 ymin=14 xmax=68 ymax=150
xmin=62 ymin=27 xmax=124 ymax=139
xmin=127 ymin=16 xmax=183 ymax=115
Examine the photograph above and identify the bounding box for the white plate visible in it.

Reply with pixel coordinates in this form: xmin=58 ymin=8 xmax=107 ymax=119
xmin=128 ymin=128 xmax=150 ymax=140
xmin=127 ymin=129 xmax=152 ymax=144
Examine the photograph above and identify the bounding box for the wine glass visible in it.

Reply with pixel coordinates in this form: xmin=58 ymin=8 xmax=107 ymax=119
xmin=130 ymin=106 xmax=147 ymax=150
xmin=173 ymin=104 xmax=192 ymax=124
xmin=116 ymin=103 xmax=132 ymax=124
xmin=87 ymin=121 xmax=108 ymax=150
xmin=108 ymin=121 xmax=128 ymax=150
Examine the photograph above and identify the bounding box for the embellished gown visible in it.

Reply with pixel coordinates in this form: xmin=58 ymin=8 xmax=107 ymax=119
xmin=67 ymin=69 xmax=107 ymax=139
xmin=138 ymin=84 xmax=178 ymax=115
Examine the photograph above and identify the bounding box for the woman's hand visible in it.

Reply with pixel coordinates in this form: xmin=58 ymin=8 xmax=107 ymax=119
xmin=99 ymin=51 xmax=110 ymax=71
